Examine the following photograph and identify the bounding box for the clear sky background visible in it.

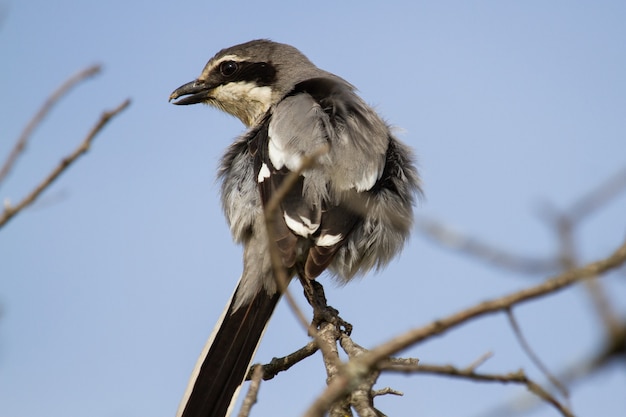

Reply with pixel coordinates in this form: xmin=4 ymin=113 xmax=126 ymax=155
xmin=1 ymin=2 xmax=625 ymax=417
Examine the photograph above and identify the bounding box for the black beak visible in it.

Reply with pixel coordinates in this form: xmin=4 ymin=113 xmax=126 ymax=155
xmin=169 ymin=80 xmax=212 ymax=105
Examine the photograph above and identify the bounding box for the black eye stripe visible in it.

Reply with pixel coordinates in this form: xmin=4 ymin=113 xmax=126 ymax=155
xmin=215 ymin=61 xmax=277 ymax=86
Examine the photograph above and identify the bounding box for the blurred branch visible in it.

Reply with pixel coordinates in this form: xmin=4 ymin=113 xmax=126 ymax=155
xmin=415 ymin=216 xmax=561 ymax=274
xmin=564 ymin=165 xmax=626 ymax=223
xmin=261 ymin=144 xmax=362 ymax=415
xmin=477 ymin=327 xmax=626 ymax=417
xmin=0 ymin=98 xmax=131 ymax=229
xmin=237 ymin=365 xmax=264 ymax=417
xmin=369 ymin=239 xmax=626 ymax=361
xmin=540 ymin=166 xmax=626 ymax=341
xmin=263 ymin=144 xmax=330 ymax=334
xmin=506 ymin=309 xmax=569 ymax=399
xmin=406 ymin=363 xmax=574 ymax=417
xmin=0 ymin=64 xmax=101 ymax=186
xmin=476 ymin=167 xmax=626 ymax=417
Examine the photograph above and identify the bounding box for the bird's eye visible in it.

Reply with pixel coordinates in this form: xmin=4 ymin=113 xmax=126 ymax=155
xmin=219 ymin=61 xmax=238 ymax=77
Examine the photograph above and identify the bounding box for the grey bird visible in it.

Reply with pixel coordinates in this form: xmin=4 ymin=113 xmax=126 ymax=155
xmin=169 ymin=39 xmax=420 ymax=417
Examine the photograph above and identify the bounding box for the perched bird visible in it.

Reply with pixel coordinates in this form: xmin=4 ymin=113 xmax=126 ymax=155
xmin=169 ymin=39 xmax=420 ymax=417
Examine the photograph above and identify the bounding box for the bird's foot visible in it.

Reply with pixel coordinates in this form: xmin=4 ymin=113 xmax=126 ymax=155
xmin=311 ymin=304 xmax=353 ymax=336
xmin=300 ymin=278 xmax=353 ymax=336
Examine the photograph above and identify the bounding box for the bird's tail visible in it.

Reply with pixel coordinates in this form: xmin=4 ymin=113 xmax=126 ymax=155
xmin=176 ymin=280 xmax=281 ymax=417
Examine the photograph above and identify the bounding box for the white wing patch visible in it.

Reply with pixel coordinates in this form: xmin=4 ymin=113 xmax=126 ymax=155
xmin=355 ymin=168 xmax=381 ymax=192
xmin=316 ymin=233 xmax=343 ymax=247
xmin=267 ymin=127 xmax=303 ymax=171
xmin=284 ymin=212 xmax=319 ymax=237
xmin=267 ymin=137 xmax=285 ymax=170
xmin=257 ymin=163 xmax=271 ymax=183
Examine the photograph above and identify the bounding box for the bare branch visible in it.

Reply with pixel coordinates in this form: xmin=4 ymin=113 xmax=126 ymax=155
xmin=567 ymin=165 xmax=626 ymax=222
xmin=260 ymin=144 xmax=349 ymax=394
xmin=482 ymin=320 xmax=626 ymax=417
xmin=0 ymin=98 xmax=131 ymax=229
xmin=246 ymin=340 xmax=319 ymax=381
xmin=463 ymin=351 xmax=493 ymax=372
xmin=541 ymin=166 xmax=626 ymax=348
xmin=340 ymin=336 xmax=388 ymax=417
xmin=318 ymin=322 xmax=351 ymax=417
xmin=415 ymin=216 xmax=560 ymax=274
xmin=237 ymin=365 xmax=264 ymax=417
xmin=371 ymin=387 xmax=403 ymax=398
xmin=263 ymin=144 xmax=330 ymax=333
xmin=361 ymin=239 xmax=626 ymax=364
xmin=0 ymin=65 xmax=101 ymax=185
xmin=410 ymin=364 xmax=574 ymax=417
xmin=506 ymin=309 xmax=569 ymax=399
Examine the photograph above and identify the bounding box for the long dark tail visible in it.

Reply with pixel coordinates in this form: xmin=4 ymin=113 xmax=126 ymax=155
xmin=176 ymin=282 xmax=281 ymax=417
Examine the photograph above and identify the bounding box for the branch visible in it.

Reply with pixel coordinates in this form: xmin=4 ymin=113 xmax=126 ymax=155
xmin=479 ymin=321 xmax=625 ymax=417
xmin=506 ymin=309 xmax=569 ymax=399
xmin=0 ymin=65 xmax=101 ymax=185
xmin=0 ymin=98 xmax=131 ymax=229
xmin=415 ymin=216 xmax=561 ymax=274
xmin=403 ymin=364 xmax=574 ymax=417
xmin=318 ymin=323 xmax=352 ymax=417
xmin=246 ymin=340 xmax=319 ymax=381
xmin=261 ymin=144 xmax=354 ymax=414
xmin=303 ymin=238 xmax=626 ymax=417
xmin=340 ymin=335 xmax=397 ymax=417
xmin=237 ymin=365 xmax=264 ymax=417
xmin=263 ymin=144 xmax=330 ymax=332
xmin=540 ymin=166 xmax=626 ymax=349
xmin=566 ymin=165 xmax=626 ymax=222
xmin=361 ymin=238 xmax=626 ymax=364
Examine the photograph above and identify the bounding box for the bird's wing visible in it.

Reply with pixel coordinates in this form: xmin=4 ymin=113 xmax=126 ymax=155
xmin=249 ymin=78 xmax=389 ymax=278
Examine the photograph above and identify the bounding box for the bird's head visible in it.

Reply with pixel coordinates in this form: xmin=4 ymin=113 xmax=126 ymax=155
xmin=169 ymin=39 xmax=325 ymax=127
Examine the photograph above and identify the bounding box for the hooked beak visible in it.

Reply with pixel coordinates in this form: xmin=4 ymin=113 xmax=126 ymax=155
xmin=169 ymin=80 xmax=212 ymax=105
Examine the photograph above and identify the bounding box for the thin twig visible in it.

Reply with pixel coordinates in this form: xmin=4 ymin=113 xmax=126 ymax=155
xmin=506 ymin=308 xmax=569 ymax=398
xmin=371 ymin=387 xmax=403 ymax=398
xmin=261 ymin=144 xmax=350 ymax=413
xmin=303 ymin=239 xmax=626 ymax=417
xmin=415 ymin=216 xmax=560 ymax=274
xmin=0 ymin=65 xmax=102 ymax=185
xmin=0 ymin=98 xmax=131 ymax=229
xmin=463 ymin=351 xmax=493 ymax=372
xmin=478 ymin=329 xmax=626 ymax=417
xmin=237 ymin=365 xmax=264 ymax=417
xmin=246 ymin=340 xmax=319 ymax=381
xmin=408 ymin=364 xmax=574 ymax=417
xmin=263 ymin=144 xmax=330 ymax=332
xmin=567 ymin=165 xmax=626 ymax=222
xmin=542 ymin=167 xmax=626 ymax=347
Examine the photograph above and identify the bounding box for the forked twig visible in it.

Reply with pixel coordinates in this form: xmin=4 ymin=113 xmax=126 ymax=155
xmin=0 ymin=65 xmax=101 ymax=185
xmin=0 ymin=98 xmax=131 ymax=229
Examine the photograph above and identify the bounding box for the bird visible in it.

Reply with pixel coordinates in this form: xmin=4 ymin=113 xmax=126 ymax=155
xmin=169 ymin=39 xmax=420 ymax=417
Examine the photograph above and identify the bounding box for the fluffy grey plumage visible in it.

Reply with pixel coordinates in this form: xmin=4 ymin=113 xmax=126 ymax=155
xmin=170 ymin=39 xmax=421 ymax=417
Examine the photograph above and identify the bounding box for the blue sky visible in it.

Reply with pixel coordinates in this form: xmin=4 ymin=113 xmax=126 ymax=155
xmin=1 ymin=1 xmax=625 ymax=417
